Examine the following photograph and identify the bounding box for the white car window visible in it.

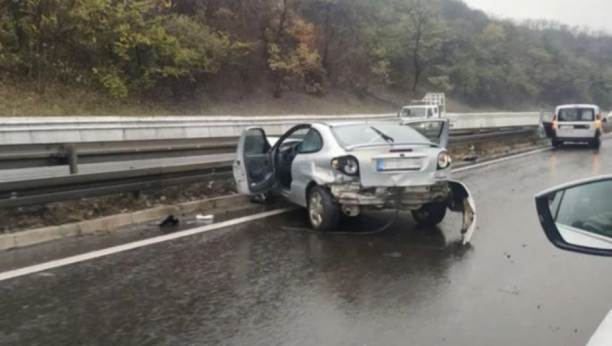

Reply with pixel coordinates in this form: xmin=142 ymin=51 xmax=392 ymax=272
xmin=401 ymin=108 xmax=427 ymax=117
xmin=300 ymin=129 xmax=323 ymax=154
xmin=558 ymin=108 xmax=595 ymax=122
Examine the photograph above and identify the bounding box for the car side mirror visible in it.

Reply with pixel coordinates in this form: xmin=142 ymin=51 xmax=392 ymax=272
xmin=535 ymin=176 xmax=612 ymax=256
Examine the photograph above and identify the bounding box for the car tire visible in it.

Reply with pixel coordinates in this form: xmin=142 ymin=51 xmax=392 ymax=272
xmin=592 ymin=138 xmax=601 ymax=150
xmin=412 ymin=202 xmax=447 ymax=227
xmin=307 ymin=186 xmax=340 ymax=232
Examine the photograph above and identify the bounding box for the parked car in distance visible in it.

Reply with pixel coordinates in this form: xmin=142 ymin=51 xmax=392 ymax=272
xmin=398 ymin=104 xmax=442 ymax=119
xmin=535 ymin=175 xmax=612 ymax=256
xmin=232 ymin=119 xmax=476 ymax=244
xmin=397 ymin=93 xmax=446 ymax=120
xmin=551 ymin=104 xmax=605 ymax=149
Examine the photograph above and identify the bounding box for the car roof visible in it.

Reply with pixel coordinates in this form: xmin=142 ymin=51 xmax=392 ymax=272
xmin=317 ymin=120 xmax=398 ymax=127
xmin=556 ymin=104 xmax=599 ymax=109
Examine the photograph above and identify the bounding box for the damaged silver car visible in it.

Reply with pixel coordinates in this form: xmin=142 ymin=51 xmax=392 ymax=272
xmin=232 ymin=119 xmax=476 ymax=244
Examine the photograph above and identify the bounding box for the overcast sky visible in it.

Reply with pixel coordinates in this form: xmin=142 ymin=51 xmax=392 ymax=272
xmin=462 ymin=0 xmax=612 ymax=32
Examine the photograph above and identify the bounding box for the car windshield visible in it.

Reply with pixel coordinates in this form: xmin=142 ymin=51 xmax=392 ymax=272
xmin=332 ymin=123 xmax=430 ymax=148
xmin=401 ymin=108 xmax=427 ymax=117
xmin=558 ymin=108 xmax=595 ymax=122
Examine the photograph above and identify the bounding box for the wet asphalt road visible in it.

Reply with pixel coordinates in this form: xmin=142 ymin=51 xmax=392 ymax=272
xmin=2 ymin=142 xmax=612 ymax=346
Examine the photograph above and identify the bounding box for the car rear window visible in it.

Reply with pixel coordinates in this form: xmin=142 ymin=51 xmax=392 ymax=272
xmin=558 ymin=108 xmax=595 ymax=122
xmin=332 ymin=123 xmax=429 ymax=148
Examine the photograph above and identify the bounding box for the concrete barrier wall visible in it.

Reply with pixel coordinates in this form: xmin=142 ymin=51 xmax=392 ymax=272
xmin=0 ymin=112 xmax=540 ymax=145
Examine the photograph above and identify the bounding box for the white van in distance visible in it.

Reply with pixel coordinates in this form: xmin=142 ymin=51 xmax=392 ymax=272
xmin=552 ymin=104 xmax=605 ymax=149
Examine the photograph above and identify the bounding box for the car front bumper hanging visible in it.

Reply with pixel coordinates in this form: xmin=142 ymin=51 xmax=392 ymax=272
xmin=448 ymin=181 xmax=477 ymax=245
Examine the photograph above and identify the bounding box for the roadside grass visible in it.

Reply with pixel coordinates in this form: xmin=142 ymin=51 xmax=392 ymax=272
xmin=0 ymin=78 xmax=507 ymax=117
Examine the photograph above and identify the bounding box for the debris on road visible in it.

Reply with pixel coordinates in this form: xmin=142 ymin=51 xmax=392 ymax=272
xmin=499 ymin=285 xmax=521 ymax=296
xmin=462 ymin=145 xmax=478 ymax=162
xmin=2 ymin=178 xmax=236 ymax=234
xmin=448 ymin=181 xmax=477 ymax=244
xmin=159 ymin=216 xmax=180 ymax=228
xmin=196 ymin=214 xmax=215 ymax=224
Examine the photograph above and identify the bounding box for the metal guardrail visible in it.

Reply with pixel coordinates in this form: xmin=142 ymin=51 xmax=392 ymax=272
xmin=0 ymin=127 xmax=536 ymax=171
xmin=0 ymin=126 xmax=539 ymax=209
xmin=0 ymin=138 xmax=239 ymax=170
xmin=0 ymin=112 xmax=541 ymax=145
xmin=0 ymin=161 xmax=234 ymax=209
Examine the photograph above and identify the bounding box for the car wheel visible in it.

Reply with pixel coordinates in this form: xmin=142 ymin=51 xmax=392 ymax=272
xmin=411 ymin=202 xmax=447 ymax=227
xmin=308 ymin=186 xmax=340 ymax=232
xmin=592 ymin=138 xmax=601 ymax=150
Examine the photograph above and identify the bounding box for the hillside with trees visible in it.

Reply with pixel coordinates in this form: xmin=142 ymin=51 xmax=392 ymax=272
xmin=1 ymin=0 xmax=611 ymax=115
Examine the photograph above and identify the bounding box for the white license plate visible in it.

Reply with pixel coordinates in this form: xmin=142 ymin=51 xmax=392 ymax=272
xmin=377 ymin=158 xmax=422 ymax=171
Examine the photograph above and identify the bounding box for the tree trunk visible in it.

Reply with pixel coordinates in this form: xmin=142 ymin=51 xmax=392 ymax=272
xmin=275 ymin=0 xmax=289 ymax=44
xmin=321 ymin=5 xmax=331 ymax=73
xmin=412 ymin=64 xmax=421 ymax=92
xmin=410 ymin=0 xmax=427 ymax=92
xmin=412 ymin=25 xmax=422 ymax=92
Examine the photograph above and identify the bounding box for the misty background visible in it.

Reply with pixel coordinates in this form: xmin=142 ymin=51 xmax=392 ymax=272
xmin=464 ymin=0 xmax=612 ymax=32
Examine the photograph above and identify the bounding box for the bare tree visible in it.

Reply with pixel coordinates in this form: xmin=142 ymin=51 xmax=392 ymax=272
xmin=409 ymin=0 xmax=430 ymax=92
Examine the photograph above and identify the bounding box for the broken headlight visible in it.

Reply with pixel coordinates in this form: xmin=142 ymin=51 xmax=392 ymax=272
xmin=331 ymin=156 xmax=360 ymax=176
xmin=437 ymin=151 xmax=452 ymax=170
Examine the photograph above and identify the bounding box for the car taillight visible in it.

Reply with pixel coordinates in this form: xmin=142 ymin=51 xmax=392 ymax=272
xmin=552 ymin=116 xmax=558 ymax=131
xmin=331 ymin=156 xmax=360 ymax=177
xmin=437 ymin=151 xmax=452 ymax=170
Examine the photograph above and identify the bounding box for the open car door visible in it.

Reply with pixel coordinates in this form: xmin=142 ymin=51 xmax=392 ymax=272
xmin=233 ymin=127 xmax=276 ymax=196
xmin=401 ymin=118 xmax=450 ymax=148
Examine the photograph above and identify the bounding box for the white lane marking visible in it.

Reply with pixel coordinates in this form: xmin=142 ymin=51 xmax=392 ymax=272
xmin=452 ymin=148 xmax=552 ymax=173
xmin=587 ymin=309 xmax=612 ymax=346
xmin=0 ymin=208 xmax=294 ymax=282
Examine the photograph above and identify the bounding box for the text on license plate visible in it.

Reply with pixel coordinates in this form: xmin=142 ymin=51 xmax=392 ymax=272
xmin=377 ymin=158 xmax=422 ymax=171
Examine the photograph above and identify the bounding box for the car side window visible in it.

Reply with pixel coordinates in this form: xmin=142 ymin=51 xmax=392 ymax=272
xmin=244 ymin=129 xmax=269 ymax=155
xmin=299 ymin=129 xmax=323 ymax=154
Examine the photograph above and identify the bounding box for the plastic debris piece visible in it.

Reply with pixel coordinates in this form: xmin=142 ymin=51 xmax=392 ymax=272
xmin=196 ymin=214 xmax=214 ymax=224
